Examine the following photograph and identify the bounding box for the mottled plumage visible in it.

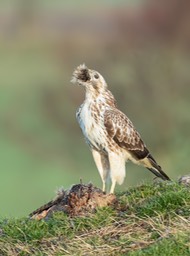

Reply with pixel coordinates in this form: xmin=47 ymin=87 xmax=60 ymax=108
xmin=71 ymin=64 xmax=170 ymax=193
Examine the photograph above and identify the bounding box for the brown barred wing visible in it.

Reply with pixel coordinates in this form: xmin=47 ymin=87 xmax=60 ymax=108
xmin=104 ymin=109 xmax=149 ymax=160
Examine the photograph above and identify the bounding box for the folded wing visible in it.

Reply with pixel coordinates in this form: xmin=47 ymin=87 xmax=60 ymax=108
xmin=104 ymin=109 xmax=170 ymax=181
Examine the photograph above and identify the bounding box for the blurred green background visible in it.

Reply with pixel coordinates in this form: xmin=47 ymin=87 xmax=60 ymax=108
xmin=0 ymin=0 xmax=190 ymax=217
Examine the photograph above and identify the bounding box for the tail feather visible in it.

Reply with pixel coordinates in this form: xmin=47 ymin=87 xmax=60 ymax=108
xmin=147 ymin=167 xmax=170 ymax=180
xmin=141 ymin=154 xmax=170 ymax=181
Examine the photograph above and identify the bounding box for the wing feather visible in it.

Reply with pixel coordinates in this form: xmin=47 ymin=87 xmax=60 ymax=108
xmin=104 ymin=109 xmax=170 ymax=181
xmin=104 ymin=109 xmax=149 ymax=159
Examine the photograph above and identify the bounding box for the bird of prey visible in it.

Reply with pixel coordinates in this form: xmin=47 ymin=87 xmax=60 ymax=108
xmin=71 ymin=64 xmax=170 ymax=193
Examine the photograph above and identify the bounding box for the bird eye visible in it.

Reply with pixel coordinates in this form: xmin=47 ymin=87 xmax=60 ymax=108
xmin=94 ymin=74 xmax=99 ymax=79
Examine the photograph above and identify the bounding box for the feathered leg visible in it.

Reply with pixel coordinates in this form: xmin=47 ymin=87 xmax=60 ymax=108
xmin=92 ymin=150 xmax=110 ymax=192
xmin=108 ymin=152 xmax=126 ymax=194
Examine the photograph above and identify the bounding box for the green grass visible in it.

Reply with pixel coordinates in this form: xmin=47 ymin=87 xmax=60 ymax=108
xmin=0 ymin=181 xmax=189 ymax=255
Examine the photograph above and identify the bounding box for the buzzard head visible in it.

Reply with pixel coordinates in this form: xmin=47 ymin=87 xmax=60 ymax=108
xmin=71 ymin=64 xmax=107 ymax=93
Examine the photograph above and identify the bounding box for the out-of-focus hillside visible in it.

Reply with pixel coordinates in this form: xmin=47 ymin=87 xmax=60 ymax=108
xmin=0 ymin=0 xmax=190 ymax=217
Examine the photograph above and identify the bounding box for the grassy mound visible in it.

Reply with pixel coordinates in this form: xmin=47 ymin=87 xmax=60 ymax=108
xmin=0 ymin=181 xmax=190 ymax=255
